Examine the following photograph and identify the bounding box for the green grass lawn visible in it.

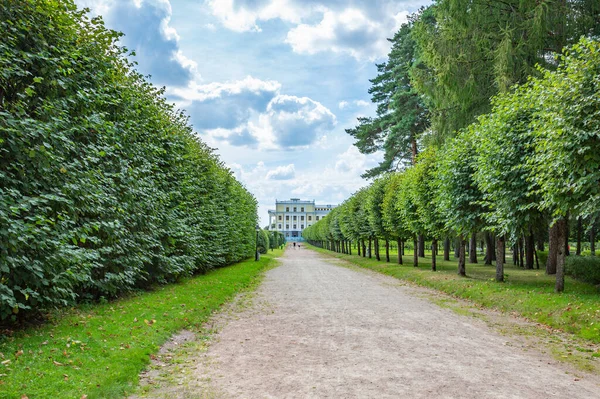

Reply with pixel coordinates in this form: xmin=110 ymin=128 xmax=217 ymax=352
xmin=309 ymin=244 xmax=600 ymax=344
xmin=0 ymin=249 xmax=283 ymax=399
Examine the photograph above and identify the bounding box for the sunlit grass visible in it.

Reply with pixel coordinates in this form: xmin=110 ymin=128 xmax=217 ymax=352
xmin=0 ymin=249 xmax=283 ymax=399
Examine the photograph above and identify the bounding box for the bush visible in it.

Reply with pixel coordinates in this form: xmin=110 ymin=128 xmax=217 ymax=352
xmin=0 ymin=1 xmax=257 ymax=322
xmin=565 ymin=255 xmax=600 ymax=285
xmin=257 ymin=229 xmax=270 ymax=254
xmin=537 ymin=250 xmax=548 ymax=268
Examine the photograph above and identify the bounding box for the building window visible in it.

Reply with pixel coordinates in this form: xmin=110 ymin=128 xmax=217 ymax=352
xmin=293 ymin=216 xmax=297 ymax=221
xmin=301 ymin=207 xmax=304 ymax=212
xmin=278 ymin=224 xmax=282 ymax=229
xmin=286 ymin=224 xmax=289 ymax=229
xmin=286 ymin=215 xmax=289 ymax=221
xmin=293 ymin=207 xmax=297 ymax=212
xmin=301 ymin=216 xmax=304 ymax=221
xmin=278 ymin=215 xmax=282 ymax=221
xmin=316 ymin=216 xmax=320 ymax=221
xmin=308 ymin=216 xmax=312 ymax=221
xmin=293 ymin=224 xmax=297 ymax=229
xmin=286 ymin=207 xmax=289 ymax=212
xmin=286 ymin=232 xmax=289 ymax=237
xmin=301 ymin=224 xmax=304 ymax=229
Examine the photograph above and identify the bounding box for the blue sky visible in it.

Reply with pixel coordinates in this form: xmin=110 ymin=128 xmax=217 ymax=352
xmin=75 ymin=0 xmax=430 ymax=225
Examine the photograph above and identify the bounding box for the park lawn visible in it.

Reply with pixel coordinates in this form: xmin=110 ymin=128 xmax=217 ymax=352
xmin=0 ymin=249 xmax=283 ymax=399
xmin=308 ymin=244 xmax=600 ymax=345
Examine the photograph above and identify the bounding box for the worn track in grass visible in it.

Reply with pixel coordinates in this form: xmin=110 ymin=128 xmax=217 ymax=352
xmin=140 ymin=246 xmax=600 ymax=398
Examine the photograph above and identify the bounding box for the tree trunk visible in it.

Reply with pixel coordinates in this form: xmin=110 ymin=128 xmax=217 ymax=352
xmin=385 ymin=239 xmax=390 ymax=262
xmin=444 ymin=237 xmax=450 ymax=261
xmin=362 ymin=240 xmax=367 ymax=258
xmin=495 ymin=235 xmax=505 ymax=282
xmin=565 ymin=212 xmax=570 ymax=256
xmin=512 ymin=243 xmax=518 ymax=266
xmin=547 ymin=224 xmax=558 ymax=274
xmin=401 ymin=241 xmax=405 ymax=255
xmin=413 ymin=237 xmax=418 ymax=267
xmin=348 ymin=240 xmax=352 ymax=255
xmin=518 ymin=237 xmax=524 ymax=268
xmin=431 ymin=239 xmax=437 ymax=272
xmin=469 ymin=232 xmax=478 ymax=263
xmin=576 ymin=217 xmax=582 ymax=255
xmin=484 ymin=232 xmax=493 ymax=265
xmin=458 ymin=236 xmax=466 ymax=276
xmin=555 ymin=217 xmax=567 ymax=292
xmin=591 ymin=224 xmax=596 ymax=256
xmin=536 ymin=234 xmax=545 ymax=251
xmin=375 ymin=237 xmax=380 ymax=261
xmin=397 ymin=238 xmax=403 ymax=265
xmin=418 ymin=234 xmax=425 ymax=257
xmin=525 ymin=230 xmax=534 ymax=270
xmin=368 ymin=238 xmax=372 ymax=259
xmin=357 ymin=240 xmax=361 ymax=256
xmin=455 ymin=238 xmax=460 ymax=258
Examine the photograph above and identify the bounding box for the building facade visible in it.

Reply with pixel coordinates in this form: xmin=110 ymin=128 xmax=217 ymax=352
xmin=268 ymin=198 xmax=336 ymax=241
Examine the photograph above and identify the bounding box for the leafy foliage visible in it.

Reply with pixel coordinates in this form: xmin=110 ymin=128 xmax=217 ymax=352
xmin=0 ymin=0 xmax=257 ymax=321
xmin=412 ymin=0 xmax=600 ymax=140
xmin=565 ymin=256 xmax=600 ymax=285
xmin=528 ymin=38 xmax=600 ymax=220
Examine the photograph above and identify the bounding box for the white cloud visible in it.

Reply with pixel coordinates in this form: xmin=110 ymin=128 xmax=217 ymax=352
xmin=286 ymin=8 xmax=408 ymax=61
xmin=266 ymin=164 xmax=296 ymax=180
xmin=205 ymin=0 xmax=312 ymax=32
xmin=76 ymin=0 xmax=199 ymax=86
xmin=204 ymin=0 xmax=413 ymax=62
xmin=169 ymin=76 xmax=281 ymax=104
xmin=339 ymin=99 xmax=370 ymax=109
xmin=335 ymin=146 xmax=368 ymax=173
xmin=199 ymin=90 xmax=337 ymax=150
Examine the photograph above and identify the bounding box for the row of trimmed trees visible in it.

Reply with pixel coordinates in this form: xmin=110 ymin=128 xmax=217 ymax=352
xmin=0 ymin=1 xmax=259 ymax=321
xmin=304 ymin=37 xmax=600 ymax=293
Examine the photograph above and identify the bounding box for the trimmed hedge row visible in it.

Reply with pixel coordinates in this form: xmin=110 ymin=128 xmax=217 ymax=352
xmin=0 ymin=0 xmax=257 ymax=321
xmin=566 ymin=256 xmax=600 ymax=285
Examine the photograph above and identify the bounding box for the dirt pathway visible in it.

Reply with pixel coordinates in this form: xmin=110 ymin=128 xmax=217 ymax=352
xmin=141 ymin=247 xmax=600 ymax=398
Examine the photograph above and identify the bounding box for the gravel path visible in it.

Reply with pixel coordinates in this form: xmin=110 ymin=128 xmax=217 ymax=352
xmin=189 ymin=247 xmax=599 ymax=398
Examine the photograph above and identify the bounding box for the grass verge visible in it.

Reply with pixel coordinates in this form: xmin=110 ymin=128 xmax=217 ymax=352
xmin=0 ymin=249 xmax=283 ymax=399
xmin=307 ymin=245 xmax=600 ymax=345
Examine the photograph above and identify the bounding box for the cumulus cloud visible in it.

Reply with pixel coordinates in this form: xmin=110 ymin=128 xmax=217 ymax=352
xmin=261 ymin=95 xmax=336 ymax=148
xmin=180 ymin=78 xmax=336 ymax=150
xmin=286 ymin=8 xmax=408 ymax=61
xmin=205 ymin=0 xmax=312 ymax=32
xmin=170 ymin=76 xmax=281 ymax=103
xmin=205 ymin=0 xmax=412 ymax=61
xmin=266 ymin=164 xmax=296 ymax=180
xmin=335 ymin=145 xmax=367 ymax=173
xmin=78 ymin=0 xmax=199 ymax=87
xmin=169 ymin=77 xmax=281 ymax=130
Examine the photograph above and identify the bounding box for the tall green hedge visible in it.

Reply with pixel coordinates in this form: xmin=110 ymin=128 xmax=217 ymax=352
xmin=0 ymin=0 xmax=257 ymax=321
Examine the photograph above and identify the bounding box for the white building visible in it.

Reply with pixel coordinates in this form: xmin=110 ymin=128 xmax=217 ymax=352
xmin=268 ymin=198 xmax=336 ymax=241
